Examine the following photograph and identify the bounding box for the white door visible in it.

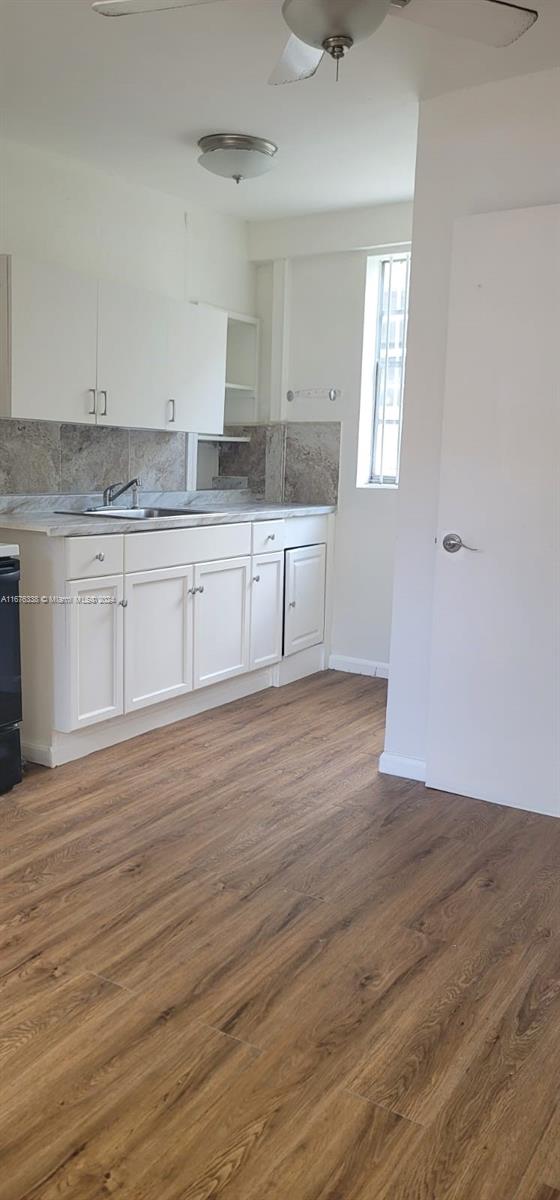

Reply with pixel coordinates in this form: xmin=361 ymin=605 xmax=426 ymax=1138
xmin=250 ymin=551 xmax=284 ymax=669
xmin=284 ymin=545 xmax=326 ymax=657
xmin=193 ymin=556 xmax=251 ymax=689
xmin=167 ymin=302 xmax=228 ymax=434
xmin=426 ymin=206 xmax=560 ymax=817
xmin=97 ymin=279 xmax=172 ymax=429
xmin=124 ymin=566 xmax=194 ymax=712
xmin=64 ymin=575 xmax=124 ymax=729
xmin=8 ymin=256 xmax=98 ymax=423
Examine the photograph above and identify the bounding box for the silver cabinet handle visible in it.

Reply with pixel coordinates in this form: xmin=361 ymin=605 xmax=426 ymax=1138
xmin=119 ymin=599 xmax=128 ymax=608
xmin=198 ymin=585 xmax=205 ymax=594
xmin=88 ymin=389 xmax=97 ymax=416
xmin=442 ymin=533 xmax=480 ymax=554
xmin=99 ymin=390 xmax=108 ymax=417
xmin=190 ymin=585 xmax=205 ymax=595
xmin=266 ymin=534 xmax=276 ymax=542
xmin=253 ymin=575 xmax=261 ymax=583
xmin=168 ymin=398 xmax=176 ymax=424
xmin=95 ymin=552 xmax=105 ymax=562
xmin=289 ymin=601 xmax=296 ymax=609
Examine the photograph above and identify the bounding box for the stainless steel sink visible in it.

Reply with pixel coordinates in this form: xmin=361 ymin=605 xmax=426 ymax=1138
xmin=83 ymin=506 xmax=188 ymax=519
xmin=56 ymin=506 xmax=230 ymax=520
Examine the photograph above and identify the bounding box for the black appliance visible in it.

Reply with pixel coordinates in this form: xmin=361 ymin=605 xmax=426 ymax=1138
xmin=0 ymin=554 xmax=23 ymax=794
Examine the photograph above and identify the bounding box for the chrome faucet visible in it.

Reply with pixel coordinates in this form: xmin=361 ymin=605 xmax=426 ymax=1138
xmin=103 ymin=478 xmax=142 ymax=508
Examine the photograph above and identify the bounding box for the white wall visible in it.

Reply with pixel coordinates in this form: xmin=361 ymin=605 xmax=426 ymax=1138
xmin=384 ymin=66 xmax=560 ymax=771
xmin=251 ymin=202 xmax=413 ymax=672
xmin=287 ymin=252 xmax=400 ymax=671
xmin=249 ymin=201 xmax=413 ymax=262
xmin=0 ymin=138 xmax=255 ymax=313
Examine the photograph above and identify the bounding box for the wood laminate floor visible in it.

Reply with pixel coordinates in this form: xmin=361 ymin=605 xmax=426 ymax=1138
xmin=1 ymin=672 xmax=560 ymax=1199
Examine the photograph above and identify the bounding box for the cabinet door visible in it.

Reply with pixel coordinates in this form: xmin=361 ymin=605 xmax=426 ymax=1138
xmin=284 ymin=545 xmax=326 ymax=657
xmin=97 ymin=279 xmax=172 ymax=429
xmin=250 ymin=551 xmax=284 ymax=669
xmin=193 ymin=556 xmax=250 ymax=689
xmin=7 ymin=256 xmax=98 ymax=423
xmin=124 ymin=566 xmax=194 ymax=712
xmin=65 ymin=575 xmax=124 ymax=729
xmin=167 ymin=302 xmax=227 ymax=434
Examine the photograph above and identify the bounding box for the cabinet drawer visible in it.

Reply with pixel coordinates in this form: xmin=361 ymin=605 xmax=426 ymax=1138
xmin=284 ymin=515 xmax=328 ymax=549
xmin=65 ymin=535 xmax=124 ymax=581
xmin=251 ymin=520 xmax=285 ymax=555
xmin=125 ymin=523 xmax=251 ymax=573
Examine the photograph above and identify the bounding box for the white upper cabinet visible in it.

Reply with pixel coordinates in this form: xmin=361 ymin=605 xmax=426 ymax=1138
xmin=167 ymin=303 xmax=228 ymax=435
xmin=0 ymin=255 xmax=229 ymax=433
xmin=96 ymin=279 xmax=175 ymax=430
xmin=0 ymin=256 xmax=98 ymax=424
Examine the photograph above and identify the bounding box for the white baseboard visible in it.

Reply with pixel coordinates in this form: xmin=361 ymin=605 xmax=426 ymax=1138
xmin=273 ymin=644 xmax=326 ymax=687
xmin=329 ymin=655 xmax=389 ymax=680
xmin=33 ymin=669 xmax=274 ymax=768
xmin=379 ymin=752 xmax=427 ymax=782
xmin=22 ymin=741 xmax=55 ymax=768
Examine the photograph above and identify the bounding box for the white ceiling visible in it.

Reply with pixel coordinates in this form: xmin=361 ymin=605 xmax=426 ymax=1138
xmin=1 ymin=0 xmax=560 ymax=220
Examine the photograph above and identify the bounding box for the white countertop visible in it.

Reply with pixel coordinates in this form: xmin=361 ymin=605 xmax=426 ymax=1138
xmin=0 ymin=543 xmax=19 ymax=557
xmin=0 ymin=503 xmax=335 ymax=538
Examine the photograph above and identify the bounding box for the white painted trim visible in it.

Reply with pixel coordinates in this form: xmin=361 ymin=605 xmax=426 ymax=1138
xmin=22 ymin=741 xmax=55 ymax=768
xmin=270 ymin=259 xmax=291 ymax=422
xmin=272 ymin=643 xmax=326 ymax=687
xmin=379 ymin=752 xmax=426 ymax=782
xmin=329 ymin=655 xmax=389 ymax=680
xmin=32 ymin=668 xmax=274 ymax=768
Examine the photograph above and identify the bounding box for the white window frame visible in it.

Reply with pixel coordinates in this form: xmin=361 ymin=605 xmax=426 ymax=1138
xmin=357 ymin=250 xmax=411 ymax=490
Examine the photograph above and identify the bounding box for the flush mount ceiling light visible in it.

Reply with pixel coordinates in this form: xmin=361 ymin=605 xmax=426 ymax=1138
xmin=197 ymin=134 xmax=278 ymax=184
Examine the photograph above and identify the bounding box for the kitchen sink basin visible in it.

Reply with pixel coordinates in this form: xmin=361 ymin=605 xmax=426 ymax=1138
xmin=83 ymin=507 xmax=189 ymax=519
xmin=56 ymin=506 xmax=231 ymax=520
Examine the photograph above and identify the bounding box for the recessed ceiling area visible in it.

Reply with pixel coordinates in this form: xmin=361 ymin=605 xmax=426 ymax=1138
xmin=1 ymin=0 xmax=560 ymax=220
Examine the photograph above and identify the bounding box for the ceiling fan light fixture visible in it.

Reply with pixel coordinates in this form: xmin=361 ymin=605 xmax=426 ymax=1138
xmin=281 ymin=0 xmax=392 ymax=50
xmin=197 ymin=134 xmax=278 ymax=184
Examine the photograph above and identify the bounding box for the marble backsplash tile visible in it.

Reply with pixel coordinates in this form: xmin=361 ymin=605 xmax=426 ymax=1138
xmin=129 ymin=429 xmax=187 ymax=491
xmin=60 ymin=424 xmax=130 ymax=493
xmin=218 ymin=422 xmax=341 ymax=506
xmin=284 ymin=422 xmax=341 ymax=506
xmin=0 ymin=420 xmax=61 ymax=494
xmin=218 ymin=426 xmax=268 ymax=495
xmin=0 ymin=419 xmax=188 ymax=495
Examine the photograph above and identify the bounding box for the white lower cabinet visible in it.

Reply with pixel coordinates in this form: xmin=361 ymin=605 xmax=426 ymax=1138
xmin=124 ymin=566 xmax=194 ymax=712
xmin=250 ymin=551 xmax=284 ymax=669
xmin=58 ymin=525 xmax=329 ymax=735
xmin=65 ymin=575 xmax=124 ymax=729
xmin=284 ymin=545 xmax=326 ymax=657
xmin=193 ymin=556 xmax=251 ymax=689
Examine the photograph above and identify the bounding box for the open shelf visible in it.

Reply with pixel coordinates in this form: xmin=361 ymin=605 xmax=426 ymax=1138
xmin=197 ymin=434 xmax=251 ymax=444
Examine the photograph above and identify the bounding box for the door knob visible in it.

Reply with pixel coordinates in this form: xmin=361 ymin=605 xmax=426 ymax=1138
xmin=442 ymin=533 xmax=480 ymax=554
xmin=289 ymin=601 xmax=296 ymax=608
xmin=253 ymin=575 xmax=261 ymax=583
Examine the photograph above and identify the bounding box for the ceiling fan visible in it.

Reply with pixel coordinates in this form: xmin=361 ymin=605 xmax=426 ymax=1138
xmin=91 ymin=0 xmax=539 ymax=85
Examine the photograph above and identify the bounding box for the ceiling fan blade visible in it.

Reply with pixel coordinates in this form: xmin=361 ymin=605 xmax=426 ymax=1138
xmin=389 ymin=0 xmax=538 ymax=47
xmin=269 ymin=34 xmax=324 ymax=85
xmin=92 ymin=0 xmax=226 ymax=16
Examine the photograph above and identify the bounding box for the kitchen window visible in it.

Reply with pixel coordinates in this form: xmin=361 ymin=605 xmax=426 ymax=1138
xmin=357 ymin=251 xmax=411 ymax=488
